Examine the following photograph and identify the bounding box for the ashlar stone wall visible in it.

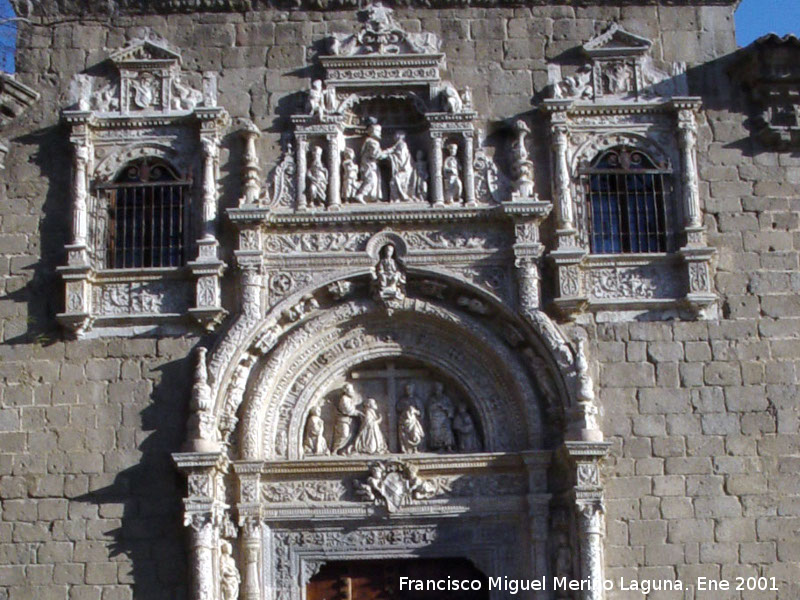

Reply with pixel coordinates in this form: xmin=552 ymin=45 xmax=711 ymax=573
xmin=2 ymin=2 xmax=799 ymax=600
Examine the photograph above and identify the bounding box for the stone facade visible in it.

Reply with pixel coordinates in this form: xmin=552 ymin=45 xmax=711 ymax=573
xmin=1 ymin=1 xmax=799 ymax=600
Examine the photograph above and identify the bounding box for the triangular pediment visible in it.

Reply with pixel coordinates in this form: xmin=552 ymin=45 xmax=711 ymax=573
xmin=110 ymin=35 xmax=181 ymax=66
xmin=583 ymin=23 xmax=652 ymax=58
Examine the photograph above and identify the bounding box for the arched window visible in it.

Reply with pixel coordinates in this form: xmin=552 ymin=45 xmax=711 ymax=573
xmin=99 ymin=158 xmax=190 ymax=269
xmin=581 ymin=146 xmax=672 ymax=254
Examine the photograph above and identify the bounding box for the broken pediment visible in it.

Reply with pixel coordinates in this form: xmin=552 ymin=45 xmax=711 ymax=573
xmin=582 ymin=23 xmax=652 ymax=58
xmin=548 ymin=23 xmax=687 ymax=102
xmin=66 ymin=29 xmax=212 ymax=115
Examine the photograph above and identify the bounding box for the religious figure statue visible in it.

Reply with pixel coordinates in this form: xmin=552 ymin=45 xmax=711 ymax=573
xmin=331 ymin=383 xmax=360 ymax=455
xmin=303 ymin=405 xmax=329 ymax=456
xmin=387 ymin=132 xmax=415 ymax=203
xmin=341 ymin=147 xmax=360 ymax=203
xmin=452 ymin=403 xmax=480 ymax=453
xmin=412 ymin=150 xmax=429 ymax=202
xmin=441 ymin=84 xmax=462 ymax=113
xmin=462 ymin=86 xmax=473 ymax=110
xmin=307 ymin=146 xmax=328 ymax=207
xmin=427 ymin=382 xmax=456 ymax=452
xmin=355 ymin=120 xmax=389 ymax=203
xmin=371 ymin=243 xmax=406 ymax=302
xmin=352 ymin=398 xmax=388 ymax=455
xmin=442 ymin=143 xmax=462 ymax=204
xmin=307 ymin=79 xmax=325 ymax=118
xmin=219 ymin=540 xmax=240 ymax=600
xmin=397 ymin=383 xmax=426 ymax=453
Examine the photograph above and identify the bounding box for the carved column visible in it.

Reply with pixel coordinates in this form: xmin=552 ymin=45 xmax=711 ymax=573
xmin=430 ymin=133 xmax=444 ymax=206
xmin=327 ymin=132 xmax=342 ymax=210
xmin=235 ymin=464 xmax=263 ymax=600
xmin=561 ymin=442 xmax=611 ymax=600
xmin=240 ymin=122 xmax=261 ymax=206
xmin=174 ymin=452 xmax=229 ymax=600
xmin=296 ymin=135 xmax=308 ymax=210
xmin=201 ymin=135 xmax=220 ymax=241
xmin=675 ymin=100 xmax=717 ymax=318
xmin=72 ymin=143 xmax=89 ymax=247
xmin=576 ymin=499 xmax=605 ymax=600
xmin=462 ymin=132 xmax=475 ymax=206
xmin=545 ymin=103 xmax=589 ymax=317
xmin=510 ymin=212 xmax=552 ymax=317
xmin=678 ymin=108 xmax=702 ymax=234
xmin=551 ymin=120 xmax=576 ymax=241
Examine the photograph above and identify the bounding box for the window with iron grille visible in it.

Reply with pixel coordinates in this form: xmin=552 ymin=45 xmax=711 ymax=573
xmin=98 ymin=158 xmax=190 ymax=269
xmin=581 ymin=146 xmax=673 ymax=254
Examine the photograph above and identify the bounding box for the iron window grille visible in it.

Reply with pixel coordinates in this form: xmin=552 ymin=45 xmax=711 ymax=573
xmin=581 ymin=146 xmax=673 ymax=254
xmin=98 ymin=158 xmax=190 ymax=269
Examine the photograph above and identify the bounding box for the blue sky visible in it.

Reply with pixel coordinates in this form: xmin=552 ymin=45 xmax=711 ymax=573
xmin=736 ymin=0 xmax=800 ymax=46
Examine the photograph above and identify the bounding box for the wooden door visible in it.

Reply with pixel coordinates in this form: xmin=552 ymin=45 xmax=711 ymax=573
xmin=307 ymin=558 xmax=489 ymax=600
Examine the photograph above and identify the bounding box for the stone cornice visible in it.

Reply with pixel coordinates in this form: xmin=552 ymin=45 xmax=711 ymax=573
xmin=17 ymin=0 xmax=740 ymax=18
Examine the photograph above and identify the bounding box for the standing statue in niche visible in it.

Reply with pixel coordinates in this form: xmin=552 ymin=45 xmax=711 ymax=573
xmin=387 ymin=132 xmax=415 ymax=203
xmin=307 ymin=146 xmax=328 ymax=207
xmin=353 ymin=398 xmax=388 ymax=455
xmin=355 ymin=120 xmax=390 ymax=203
xmin=412 ymin=150 xmax=429 ymax=202
xmin=397 ymin=383 xmax=426 ymax=453
xmin=452 ymin=403 xmax=480 ymax=453
xmin=371 ymin=243 xmax=406 ymax=303
xmin=427 ymin=382 xmax=456 ymax=452
xmin=220 ymin=540 xmax=240 ymax=600
xmin=331 ymin=383 xmax=360 ymax=455
xmin=442 ymin=143 xmax=462 ymax=205
xmin=303 ymin=405 xmax=329 ymax=456
xmin=341 ymin=148 xmax=360 ymax=203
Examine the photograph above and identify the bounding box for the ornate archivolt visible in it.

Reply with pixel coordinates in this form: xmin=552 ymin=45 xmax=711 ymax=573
xmin=172 ymin=6 xmax=614 ymax=600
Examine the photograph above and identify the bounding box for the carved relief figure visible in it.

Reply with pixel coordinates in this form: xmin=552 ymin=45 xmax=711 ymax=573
xmin=397 ymin=384 xmax=426 ymax=453
xmin=307 ymin=146 xmax=328 ymax=207
xmin=341 ymin=148 xmax=360 ymax=203
xmin=303 ymin=405 xmax=329 ymax=456
xmin=372 ymin=243 xmax=406 ymax=302
xmin=331 ymin=383 xmax=360 ymax=455
xmin=604 ymin=62 xmax=632 ymax=95
xmin=308 ymin=79 xmax=326 ymax=118
xmin=462 ymin=86 xmax=473 ymax=110
xmin=441 ymin=84 xmax=462 ymax=113
xmin=353 ymin=398 xmax=388 ymax=455
xmin=442 ymin=143 xmax=462 ymax=204
xmin=220 ymin=540 xmax=240 ymax=600
xmin=412 ymin=150 xmax=429 ymax=202
xmin=452 ymin=403 xmax=480 ymax=452
xmin=356 ymin=121 xmax=389 ymax=203
xmin=130 ymin=72 xmax=156 ymax=109
xmin=427 ymin=382 xmax=456 ymax=452
xmin=387 ymin=132 xmax=415 ymax=203
xmin=172 ymin=77 xmax=203 ymax=111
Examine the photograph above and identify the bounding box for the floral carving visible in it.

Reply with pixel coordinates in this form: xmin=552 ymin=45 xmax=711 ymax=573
xmin=262 ymin=480 xmax=348 ymax=503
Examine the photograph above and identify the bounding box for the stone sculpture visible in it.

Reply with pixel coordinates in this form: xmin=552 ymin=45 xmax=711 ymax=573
xmin=512 ymin=120 xmax=535 ymax=198
xmin=307 ymin=146 xmax=328 ymax=207
xmin=303 ymin=405 xmax=329 ymax=456
xmin=387 ymin=132 xmax=415 ymax=203
xmin=452 ymin=403 xmax=480 ymax=452
xmin=307 ymin=79 xmax=326 ymax=119
xmin=427 ymin=382 xmax=456 ymax=452
xmin=356 ymin=461 xmax=442 ymax=512
xmin=219 ymin=540 xmax=240 ymax=600
xmin=371 ymin=243 xmax=406 ymax=303
xmin=442 ymin=143 xmax=462 ymax=204
xmin=399 ymin=405 xmax=425 ymax=454
xmin=442 ymin=84 xmax=463 ymax=113
xmin=353 ymin=398 xmax=388 ymax=454
xmin=341 ymin=148 xmax=360 ymax=203
xmin=355 ymin=120 xmax=389 ymax=203
xmin=331 ymin=383 xmax=360 ymax=455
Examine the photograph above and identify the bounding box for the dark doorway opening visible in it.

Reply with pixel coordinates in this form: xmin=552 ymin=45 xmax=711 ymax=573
xmin=307 ymin=558 xmax=490 ymax=600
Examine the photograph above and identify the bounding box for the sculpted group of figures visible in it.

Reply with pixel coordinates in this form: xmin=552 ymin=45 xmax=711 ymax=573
xmin=306 ymin=120 xmax=468 ymax=207
xmin=303 ymin=382 xmax=482 ymax=457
